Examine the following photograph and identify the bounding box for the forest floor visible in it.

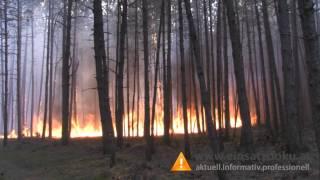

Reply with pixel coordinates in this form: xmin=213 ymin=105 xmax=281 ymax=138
xmin=0 ymin=127 xmax=319 ymax=180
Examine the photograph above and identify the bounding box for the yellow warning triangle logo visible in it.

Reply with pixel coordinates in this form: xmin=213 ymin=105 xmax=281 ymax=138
xmin=171 ymin=152 xmax=192 ymax=172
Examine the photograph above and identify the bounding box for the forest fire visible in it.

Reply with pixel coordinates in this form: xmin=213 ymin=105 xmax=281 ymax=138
xmin=1 ymin=106 xmax=254 ymax=139
xmin=1 ymin=0 xmax=318 ymax=179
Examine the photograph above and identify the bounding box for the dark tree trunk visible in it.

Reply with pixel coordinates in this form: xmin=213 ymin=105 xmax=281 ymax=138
xmin=163 ymin=0 xmax=172 ymax=145
xmin=223 ymin=3 xmax=230 ymax=140
xmin=22 ymin=21 xmax=28 ymax=133
xmin=253 ymin=0 xmax=273 ymax=136
xmin=61 ymin=0 xmax=73 ymax=145
xmin=3 ymin=0 xmax=9 ymax=146
xmin=184 ymin=0 xmax=225 ymax=178
xmin=209 ymin=0 xmax=216 ymax=129
xmin=115 ymin=0 xmax=128 ymax=147
xmin=298 ymin=0 xmax=320 ymax=155
xmin=132 ymin=0 xmax=139 ymax=137
xmin=16 ymin=0 xmax=22 ymax=140
xmin=276 ymin=0 xmax=301 ymax=152
xmin=126 ymin=33 xmax=130 ymax=138
xmin=69 ymin=0 xmax=79 ymax=137
xmin=30 ymin=11 xmax=35 ymax=137
xmin=42 ymin=0 xmax=52 ymax=139
xmin=190 ymin=51 xmax=201 ymax=134
xmin=178 ymin=0 xmax=191 ymax=159
xmin=151 ymin=0 xmax=165 ymax=153
xmin=216 ymin=0 xmax=223 ymax=138
xmin=142 ymin=0 xmax=152 ymax=161
xmin=203 ymin=0 xmax=211 ymax=113
xmin=48 ymin=2 xmax=55 ymax=139
xmin=93 ymin=0 xmax=116 ymax=167
xmin=245 ymin=1 xmax=260 ymax=128
xmin=291 ymin=0 xmax=303 ymax=143
xmin=225 ymin=0 xmax=254 ymax=152
xmin=261 ymin=0 xmax=284 ymax=135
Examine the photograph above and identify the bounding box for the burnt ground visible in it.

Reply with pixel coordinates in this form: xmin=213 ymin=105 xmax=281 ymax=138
xmin=0 ymin=127 xmax=319 ymax=180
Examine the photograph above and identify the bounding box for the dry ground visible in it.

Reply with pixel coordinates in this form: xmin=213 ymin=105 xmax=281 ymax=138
xmin=0 ymin=127 xmax=319 ymax=180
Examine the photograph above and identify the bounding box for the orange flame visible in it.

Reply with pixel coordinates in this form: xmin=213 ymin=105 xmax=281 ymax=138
xmin=1 ymin=106 xmax=256 ymax=139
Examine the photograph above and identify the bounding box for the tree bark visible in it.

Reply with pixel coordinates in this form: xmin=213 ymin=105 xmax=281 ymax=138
xmin=151 ymin=0 xmax=165 ymax=153
xmin=183 ymin=0 xmax=225 ymax=178
xmin=190 ymin=50 xmax=201 ymax=134
xmin=115 ymin=0 xmax=128 ymax=147
xmin=253 ymin=0 xmax=273 ymax=135
xmin=178 ymin=0 xmax=191 ymax=159
xmin=61 ymin=0 xmax=73 ymax=145
xmin=132 ymin=0 xmax=140 ymax=137
xmin=42 ymin=0 xmax=52 ymax=139
xmin=93 ymin=0 xmax=116 ymax=167
xmin=223 ymin=3 xmax=230 ymax=140
xmin=261 ymin=0 xmax=284 ymax=135
xmin=203 ymin=0 xmax=211 ymax=112
xmin=48 ymin=2 xmax=55 ymax=139
xmin=163 ymin=0 xmax=172 ymax=145
xmin=30 ymin=10 xmax=35 ymax=137
xmin=298 ymin=0 xmax=320 ymax=155
xmin=291 ymin=0 xmax=303 ymax=143
xmin=225 ymin=0 xmax=254 ymax=152
xmin=216 ymin=0 xmax=223 ymax=138
xmin=142 ymin=0 xmax=152 ymax=161
xmin=245 ymin=1 xmax=260 ymax=128
xmin=276 ymin=0 xmax=301 ymax=152
xmin=209 ymin=0 xmax=217 ymax=128
xmin=3 ymin=0 xmax=9 ymax=146
xmin=16 ymin=0 xmax=22 ymax=140
xmin=69 ymin=0 xmax=79 ymax=137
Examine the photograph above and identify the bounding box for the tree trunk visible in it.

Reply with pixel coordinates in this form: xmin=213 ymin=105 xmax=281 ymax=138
xmin=48 ymin=2 xmax=55 ymax=139
xmin=3 ymin=0 xmax=9 ymax=146
xmin=42 ymin=0 xmax=52 ymax=139
xmin=276 ymin=0 xmax=301 ymax=152
xmin=291 ymin=0 xmax=303 ymax=143
xmin=203 ymin=0 xmax=211 ymax=113
xmin=69 ymin=0 xmax=79 ymax=137
xmin=225 ymin=0 xmax=254 ymax=152
xmin=209 ymin=0 xmax=217 ymax=128
xmin=184 ymin=0 xmax=225 ymax=178
xmin=30 ymin=10 xmax=35 ymax=137
xmin=37 ymin=18 xmax=47 ymax=138
xmin=151 ymin=0 xmax=165 ymax=153
xmin=298 ymin=0 xmax=320 ymax=155
xmin=253 ymin=0 xmax=273 ymax=135
xmin=16 ymin=0 xmax=22 ymax=140
xmin=126 ymin=33 xmax=130 ymax=138
xmin=245 ymin=1 xmax=260 ymax=128
xmin=22 ymin=21 xmax=28 ymax=132
xmin=190 ymin=50 xmax=201 ymax=134
xmin=223 ymin=3 xmax=230 ymax=140
xmin=132 ymin=0 xmax=139 ymax=137
xmin=61 ymin=0 xmax=73 ymax=145
xmin=163 ymin=0 xmax=172 ymax=145
xmin=115 ymin=0 xmax=127 ymax=147
xmin=261 ymin=0 xmax=284 ymax=135
xmin=93 ymin=0 xmax=116 ymax=167
xmin=216 ymin=0 xmax=223 ymax=138
xmin=142 ymin=0 xmax=152 ymax=161
xmin=0 ymin=3 xmax=3 ymax=137
xmin=178 ymin=0 xmax=191 ymax=159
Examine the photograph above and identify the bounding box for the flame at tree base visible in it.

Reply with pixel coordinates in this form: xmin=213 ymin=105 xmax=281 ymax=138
xmin=0 ymin=108 xmax=256 ymax=139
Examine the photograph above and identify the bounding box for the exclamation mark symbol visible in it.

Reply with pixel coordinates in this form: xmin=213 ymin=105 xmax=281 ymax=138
xmin=171 ymin=152 xmax=191 ymax=171
xmin=179 ymin=158 xmax=183 ymax=169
